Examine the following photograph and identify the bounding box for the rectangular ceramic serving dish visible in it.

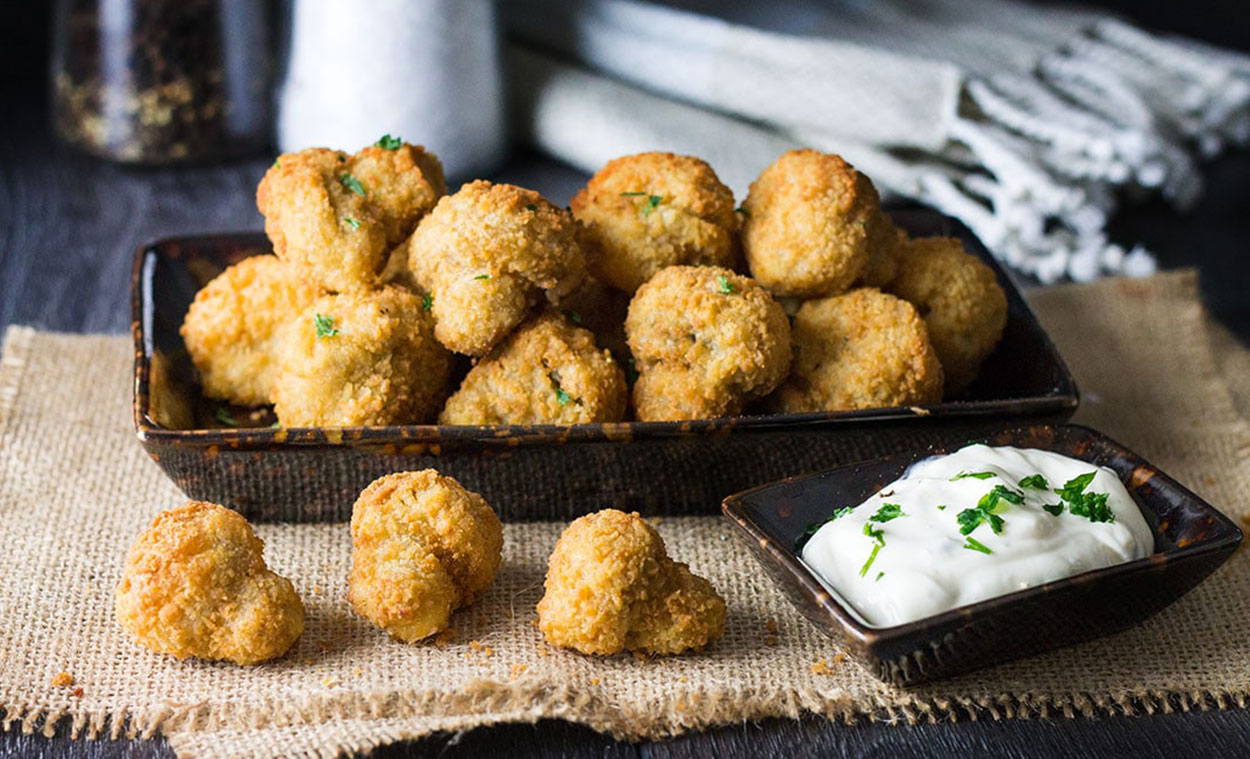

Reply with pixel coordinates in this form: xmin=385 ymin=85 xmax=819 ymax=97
xmin=132 ymin=209 xmax=1078 ymax=522
xmin=722 ymin=424 xmax=1243 ymax=687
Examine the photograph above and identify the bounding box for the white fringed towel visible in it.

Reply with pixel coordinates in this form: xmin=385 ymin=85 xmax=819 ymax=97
xmin=504 ymin=0 xmax=1250 ymax=282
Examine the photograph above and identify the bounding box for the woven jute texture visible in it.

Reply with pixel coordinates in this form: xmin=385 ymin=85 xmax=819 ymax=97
xmin=1 ymin=270 xmax=1248 ymax=759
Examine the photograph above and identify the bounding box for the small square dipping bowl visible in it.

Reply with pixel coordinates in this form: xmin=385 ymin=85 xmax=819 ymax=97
xmin=722 ymin=424 xmax=1242 ymax=686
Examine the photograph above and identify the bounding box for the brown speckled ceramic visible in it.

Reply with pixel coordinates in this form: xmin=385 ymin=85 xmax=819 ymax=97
xmin=722 ymin=424 xmax=1242 ymax=687
xmin=132 ymin=209 xmax=1079 ymax=522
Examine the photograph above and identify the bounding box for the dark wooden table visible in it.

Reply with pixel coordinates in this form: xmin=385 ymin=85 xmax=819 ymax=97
xmin=4 ymin=3 xmax=1249 ymax=757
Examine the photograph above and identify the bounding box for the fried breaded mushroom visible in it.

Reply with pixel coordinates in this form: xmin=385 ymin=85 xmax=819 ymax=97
xmin=257 ymin=142 xmax=445 ymax=293
xmin=180 ymin=255 xmax=319 ymax=406
xmin=741 ymin=149 xmax=879 ymax=297
xmin=858 ymin=210 xmax=905 ymax=288
xmin=272 ymin=286 xmax=452 ymax=427
xmin=771 ymin=288 xmax=944 ymax=413
xmin=626 ymin=266 xmax=791 ymax=421
xmin=115 ymin=502 xmax=304 ymax=665
xmin=570 ymin=152 xmax=738 ymax=293
xmin=349 ymin=471 xmax=503 ymax=642
xmin=408 ymin=180 xmax=587 ymax=356
xmin=887 ymin=236 xmax=1008 ymax=395
xmin=537 ymin=509 xmax=725 ymax=656
xmin=440 ymin=313 xmax=627 ymax=425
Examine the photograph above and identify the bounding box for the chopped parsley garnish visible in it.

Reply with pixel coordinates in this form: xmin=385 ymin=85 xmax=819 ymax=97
xmin=621 ymin=192 xmax=663 ymax=216
xmin=314 ymin=313 xmax=339 ymax=338
xmin=421 ymin=293 xmax=433 ymax=312
xmin=343 ymin=216 xmax=361 ymax=230
xmin=339 ymin=172 xmax=366 ymax=197
xmin=875 ymin=571 xmax=884 ymax=582
xmin=1054 ymin=472 xmax=1097 ymax=502
xmin=562 ymin=309 xmax=582 ymax=324
xmin=1069 ymin=492 xmax=1114 ymax=522
xmin=548 ymin=371 xmax=577 ymax=407
xmin=963 ymin=536 xmax=993 ymax=555
xmin=1047 ymin=471 xmax=1115 ymax=523
xmin=798 ymin=506 xmax=852 ymax=545
xmin=525 ymin=203 xmax=537 ymax=211
xmin=987 ymin=484 xmax=1025 ymax=505
xmin=272 ymin=158 xmax=280 ymax=169
xmin=337 ymin=154 xmax=346 ymax=163
xmin=375 ymin=134 xmax=403 ymax=150
xmin=956 ymin=485 xmax=1022 ymax=535
xmin=937 ymin=504 xmax=947 ymax=510
xmin=951 ymin=471 xmax=996 ymax=481
xmin=213 ymin=407 xmax=236 ymax=427
xmin=734 ymin=206 xmax=750 ymax=217
xmin=1018 ymin=474 xmax=1049 ymax=490
xmin=473 ymin=274 xmax=491 ymax=280
xmin=716 ymin=274 xmax=736 ymax=295
xmin=859 ymin=522 xmax=885 ymax=577
xmin=869 ymin=503 xmax=905 ymax=522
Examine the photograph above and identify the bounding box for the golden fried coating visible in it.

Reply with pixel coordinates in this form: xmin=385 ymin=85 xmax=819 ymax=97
xmin=349 ymin=471 xmax=503 ymax=642
xmin=741 ymin=149 xmax=879 ymax=297
xmin=537 ymin=509 xmax=725 ymax=656
xmin=115 ymin=502 xmax=304 ymax=665
xmin=440 ymin=313 xmax=627 ymax=425
xmin=625 ymin=266 xmax=791 ymax=421
xmin=887 ymin=236 xmax=1008 ymax=395
xmin=771 ymin=288 xmax=944 ymax=413
xmin=570 ymin=152 xmax=738 ymax=293
xmin=858 ymin=210 xmax=904 ymax=288
xmin=257 ymin=142 xmax=445 ymax=293
xmin=272 ymin=286 xmax=452 ymax=427
xmin=180 ymin=255 xmax=318 ymax=406
xmin=408 ymin=180 xmax=587 ymax=356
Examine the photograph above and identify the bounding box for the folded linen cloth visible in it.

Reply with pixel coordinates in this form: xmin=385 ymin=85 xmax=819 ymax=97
xmin=504 ymin=0 xmax=1250 ymax=282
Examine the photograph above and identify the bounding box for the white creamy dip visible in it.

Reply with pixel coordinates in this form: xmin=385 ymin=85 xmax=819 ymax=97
xmin=800 ymin=444 xmax=1154 ymax=627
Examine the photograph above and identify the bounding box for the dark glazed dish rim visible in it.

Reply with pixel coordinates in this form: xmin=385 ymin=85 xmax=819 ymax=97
xmin=130 ymin=209 xmax=1078 ymax=450
xmin=722 ymin=424 xmax=1243 ymax=657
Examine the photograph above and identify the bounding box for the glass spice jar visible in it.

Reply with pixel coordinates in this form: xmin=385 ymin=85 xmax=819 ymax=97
xmin=51 ymin=0 xmax=272 ymax=164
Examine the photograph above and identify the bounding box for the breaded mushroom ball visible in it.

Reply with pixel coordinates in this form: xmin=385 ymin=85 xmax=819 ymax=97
xmin=408 ymin=180 xmax=587 ymax=356
xmin=858 ymin=210 xmax=905 ymax=288
xmin=180 ymin=255 xmax=319 ymax=406
xmin=272 ymin=286 xmax=452 ymax=427
xmin=887 ymin=236 xmax=1008 ymax=395
xmin=570 ymin=152 xmax=738 ymax=293
xmin=440 ymin=312 xmax=627 ymax=425
xmin=257 ymin=142 xmax=445 ymax=293
xmin=771 ymin=288 xmax=944 ymax=413
xmin=537 ymin=509 xmax=725 ymax=656
xmin=348 ymin=471 xmax=503 ymax=642
xmin=115 ymin=501 xmax=305 ymax=665
xmin=741 ymin=149 xmax=879 ymax=297
xmin=626 ymin=266 xmax=791 ymax=421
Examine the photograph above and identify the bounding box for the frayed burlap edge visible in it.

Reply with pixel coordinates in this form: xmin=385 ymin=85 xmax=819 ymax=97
xmin=9 ymin=677 xmax=1250 ymax=747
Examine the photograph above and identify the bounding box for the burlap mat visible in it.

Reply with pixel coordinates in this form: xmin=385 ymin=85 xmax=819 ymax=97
xmin=1 ymin=270 xmax=1249 ymax=759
